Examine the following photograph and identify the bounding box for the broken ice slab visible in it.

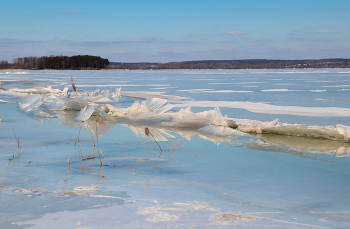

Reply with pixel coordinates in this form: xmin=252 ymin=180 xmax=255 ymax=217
xmin=74 ymin=106 xmax=116 ymax=123
xmin=141 ymin=98 xmax=175 ymax=115
xmin=9 ymin=86 xmax=62 ymax=94
xmin=74 ymin=106 xmax=117 ymax=136
xmin=19 ymin=94 xmax=43 ymax=109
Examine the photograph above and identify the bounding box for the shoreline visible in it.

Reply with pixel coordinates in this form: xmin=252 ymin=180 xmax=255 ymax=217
xmin=2 ymin=66 xmax=350 ymax=71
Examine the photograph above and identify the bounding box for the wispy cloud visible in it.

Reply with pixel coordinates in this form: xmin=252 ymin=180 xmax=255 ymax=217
xmin=46 ymin=51 xmax=79 ymax=56
xmin=69 ymin=38 xmax=197 ymax=47
xmin=0 ymin=38 xmax=18 ymax=46
xmin=161 ymin=40 xmax=197 ymax=44
xmin=156 ymin=51 xmax=188 ymax=58
xmin=0 ymin=38 xmax=43 ymax=47
xmin=59 ymin=10 xmax=81 ymax=14
xmin=126 ymin=39 xmax=146 ymax=42
xmin=225 ymin=30 xmax=246 ymax=35
xmin=70 ymin=39 xmax=149 ymax=47
xmin=307 ymin=30 xmax=341 ymax=34
xmin=113 ymin=51 xmax=141 ymax=54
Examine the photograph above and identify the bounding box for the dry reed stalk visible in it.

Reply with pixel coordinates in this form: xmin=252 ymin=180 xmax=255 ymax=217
xmin=118 ymin=137 xmax=125 ymax=154
xmin=71 ymin=167 xmax=105 ymax=178
xmin=70 ymin=76 xmax=95 ymax=151
xmin=151 ymin=166 xmax=156 ymax=175
xmin=169 ymin=138 xmax=199 ymax=157
xmin=141 ymin=144 xmax=162 ymax=157
xmin=148 ymin=130 xmax=162 ymax=152
xmin=8 ymin=149 xmax=21 ymax=165
xmin=145 ymin=127 xmax=150 ymax=136
xmin=11 ymin=126 xmax=20 ymax=149
xmin=144 ymin=129 xmax=201 ymax=175
xmin=0 ymin=184 xmax=16 ymax=190
xmin=74 ymin=127 xmax=85 ymax=158
xmin=164 ymin=148 xmax=181 ymax=164
xmin=166 ymin=135 xmax=195 ymax=164
xmin=167 ymin=133 xmax=200 ymax=157
xmin=141 ymin=127 xmax=163 ymax=152
xmin=169 ymin=135 xmax=195 ymax=144
xmin=95 ymin=120 xmax=106 ymax=165
xmin=107 ymin=165 xmax=123 ymax=178
xmin=96 ymin=122 xmax=101 ymax=164
xmin=176 ymin=144 xmax=200 ymax=157
xmin=60 ymin=164 xmax=71 ymax=187
xmin=82 ymin=156 xmax=95 ymax=161
xmin=141 ymin=128 xmax=192 ymax=166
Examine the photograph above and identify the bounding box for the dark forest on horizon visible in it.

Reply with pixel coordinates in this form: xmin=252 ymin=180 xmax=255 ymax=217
xmin=1 ymin=56 xmax=350 ymax=70
xmin=0 ymin=55 xmax=109 ymax=70
xmin=109 ymin=58 xmax=350 ymax=70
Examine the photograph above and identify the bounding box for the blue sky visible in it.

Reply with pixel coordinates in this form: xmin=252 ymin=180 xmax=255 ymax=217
xmin=1 ymin=0 xmax=349 ymax=63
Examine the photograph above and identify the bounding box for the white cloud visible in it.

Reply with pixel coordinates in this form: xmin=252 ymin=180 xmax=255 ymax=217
xmin=127 ymin=39 xmax=146 ymax=42
xmin=307 ymin=30 xmax=341 ymax=34
xmin=225 ymin=30 xmax=246 ymax=35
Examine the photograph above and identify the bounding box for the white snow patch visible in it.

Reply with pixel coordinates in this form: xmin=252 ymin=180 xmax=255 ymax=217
xmin=175 ymin=100 xmax=350 ymax=117
xmin=261 ymin=89 xmax=303 ymax=92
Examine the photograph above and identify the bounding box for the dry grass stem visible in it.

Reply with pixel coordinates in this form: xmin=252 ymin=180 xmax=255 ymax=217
xmin=8 ymin=149 xmax=21 ymax=165
xmin=75 ymin=127 xmax=85 ymax=158
xmin=118 ymin=137 xmax=126 ymax=155
xmin=0 ymin=184 xmax=17 ymax=190
xmin=168 ymin=136 xmax=199 ymax=158
xmin=70 ymin=76 xmax=95 ymax=151
xmin=141 ymin=144 xmax=163 ymax=158
xmin=171 ymin=141 xmax=197 ymax=157
xmin=81 ymin=154 xmax=96 ymax=160
xmin=119 ymin=137 xmax=125 ymax=146
xmin=60 ymin=168 xmax=71 ymax=187
xmin=141 ymin=128 xmax=199 ymax=169
xmin=96 ymin=122 xmax=101 ymax=164
xmin=71 ymin=167 xmax=105 ymax=178
xmin=95 ymin=120 xmax=106 ymax=165
xmin=164 ymin=149 xmax=181 ymax=164
xmin=141 ymin=127 xmax=165 ymax=152
xmin=149 ymin=130 xmax=162 ymax=152
xmin=169 ymin=135 xmax=195 ymax=144
xmin=11 ymin=126 xmax=20 ymax=149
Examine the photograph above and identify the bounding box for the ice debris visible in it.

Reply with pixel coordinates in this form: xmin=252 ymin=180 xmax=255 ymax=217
xmin=14 ymin=188 xmax=47 ymax=194
xmin=210 ymin=212 xmax=260 ymax=225
xmin=227 ymin=118 xmax=350 ymax=142
xmin=162 ymin=107 xmax=226 ymax=128
xmin=16 ymin=86 xmax=121 ymax=119
xmin=13 ymin=85 xmax=350 ymax=143
xmin=104 ymin=98 xmax=174 ymax=119
xmin=10 ymin=86 xmax=62 ymax=94
xmin=75 ymin=106 xmax=116 ymax=123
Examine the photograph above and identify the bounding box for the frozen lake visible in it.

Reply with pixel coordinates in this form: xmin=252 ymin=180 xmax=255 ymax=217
xmin=1 ymin=69 xmax=350 ymax=228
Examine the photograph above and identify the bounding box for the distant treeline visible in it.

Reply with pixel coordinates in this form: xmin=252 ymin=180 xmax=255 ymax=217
xmin=1 ymin=55 xmax=109 ymax=70
xmin=108 ymin=58 xmax=350 ymax=70
xmin=0 ymin=60 xmax=10 ymax=69
xmin=2 ymin=57 xmax=350 ymax=70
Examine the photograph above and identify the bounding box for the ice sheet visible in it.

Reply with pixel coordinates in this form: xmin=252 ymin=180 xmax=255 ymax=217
xmin=175 ymin=100 xmax=350 ymax=117
xmin=1 ymin=69 xmax=350 ymax=229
